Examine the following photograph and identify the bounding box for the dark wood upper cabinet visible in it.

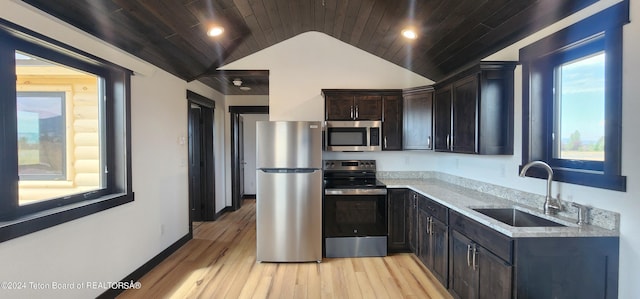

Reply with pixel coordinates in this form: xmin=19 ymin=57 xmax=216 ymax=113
xmin=403 ymin=86 xmax=434 ymax=150
xmin=322 ymin=89 xmax=402 ymax=150
xmin=434 ymin=62 xmax=517 ymax=155
xmin=323 ymin=89 xmax=397 ymax=121
xmin=382 ymin=94 xmax=403 ymax=150
xmin=355 ymin=95 xmax=383 ymax=120
xmin=434 ymin=87 xmax=452 ymax=151
xmin=451 ymin=75 xmax=479 ymax=154
xmin=324 ymin=93 xmax=355 ymax=120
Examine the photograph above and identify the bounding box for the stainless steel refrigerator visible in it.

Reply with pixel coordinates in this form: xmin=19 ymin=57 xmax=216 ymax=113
xmin=256 ymin=121 xmax=323 ymax=262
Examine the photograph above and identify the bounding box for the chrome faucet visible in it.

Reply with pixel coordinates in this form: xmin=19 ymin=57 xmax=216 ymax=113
xmin=519 ymin=161 xmax=563 ymax=215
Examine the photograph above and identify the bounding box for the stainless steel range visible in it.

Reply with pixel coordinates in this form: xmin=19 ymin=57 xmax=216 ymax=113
xmin=323 ymin=160 xmax=387 ymax=258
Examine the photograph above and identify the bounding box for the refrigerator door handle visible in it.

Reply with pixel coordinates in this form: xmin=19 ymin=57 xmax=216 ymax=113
xmin=259 ymin=168 xmax=320 ymax=174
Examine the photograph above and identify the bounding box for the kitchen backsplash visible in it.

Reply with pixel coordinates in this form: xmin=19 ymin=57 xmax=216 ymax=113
xmin=377 ymin=171 xmax=620 ymax=231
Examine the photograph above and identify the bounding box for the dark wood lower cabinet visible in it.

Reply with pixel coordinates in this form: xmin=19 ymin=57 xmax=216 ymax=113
xmin=449 ymin=230 xmax=512 ymax=299
xmin=418 ymin=209 xmax=430 ymax=265
xmin=449 ymin=211 xmax=618 ymax=299
xmin=430 ymin=218 xmax=448 ymax=285
xmin=477 ymin=245 xmax=512 ymax=299
xmin=388 ymin=189 xmax=619 ymax=299
xmin=387 ymin=189 xmax=409 ymax=252
xmin=408 ymin=192 xmax=418 ymax=253
xmin=417 ymin=193 xmax=449 ymax=287
xmin=513 ymin=237 xmax=619 ymax=299
xmin=419 ymin=210 xmax=449 ymax=285
xmin=449 ymin=231 xmax=477 ymax=299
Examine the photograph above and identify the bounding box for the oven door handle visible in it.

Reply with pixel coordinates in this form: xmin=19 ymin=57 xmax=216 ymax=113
xmin=324 ymin=189 xmax=388 ymax=195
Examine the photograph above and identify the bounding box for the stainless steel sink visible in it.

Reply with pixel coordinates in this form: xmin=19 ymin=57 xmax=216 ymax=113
xmin=473 ymin=208 xmax=566 ymax=227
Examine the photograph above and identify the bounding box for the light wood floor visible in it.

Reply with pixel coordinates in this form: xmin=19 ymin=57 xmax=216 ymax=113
xmin=118 ymin=200 xmax=452 ymax=299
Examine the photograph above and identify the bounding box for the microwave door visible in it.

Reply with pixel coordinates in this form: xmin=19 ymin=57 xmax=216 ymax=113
xmin=325 ymin=123 xmax=381 ymax=152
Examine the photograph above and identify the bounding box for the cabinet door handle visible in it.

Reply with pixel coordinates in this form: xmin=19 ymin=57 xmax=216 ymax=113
xmin=429 ymin=218 xmax=434 ymax=235
xmin=426 ymin=216 xmax=430 ymax=234
xmin=467 ymin=244 xmax=472 ymax=267
xmin=472 ymin=245 xmax=478 ymax=271
xmin=350 ymin=105 xmax=354 ymax=119
xmin=384 ymin=136 xmax=388 ymax=148
xmin=427 ymin=136 xmax=431 ymax=149
xmin=355 ymin=105 xmax=359 ymax=119
xmin=446 ymin=134 xmax=451 ymax=150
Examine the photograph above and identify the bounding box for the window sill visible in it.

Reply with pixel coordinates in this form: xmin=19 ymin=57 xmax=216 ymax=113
xmin=519 ymin=166 xmax=626 ymax=192
xmin=18 ymin=180 xmax=74 ymax=188
xmin=0 ymin=192 xmax=134 ymax=243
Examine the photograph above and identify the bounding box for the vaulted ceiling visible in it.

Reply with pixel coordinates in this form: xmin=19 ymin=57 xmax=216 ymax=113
xmin=21 ymin=0 xmax=599 ymax=95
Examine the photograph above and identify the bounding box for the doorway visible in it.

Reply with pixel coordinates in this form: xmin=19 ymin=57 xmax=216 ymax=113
xmin=240 ymin=114 xmax=269 ymax=199
xmin=188 ymin=91 xmax=216 ymax=226
xmin=229 ymin=106 xmax=268 ymax=210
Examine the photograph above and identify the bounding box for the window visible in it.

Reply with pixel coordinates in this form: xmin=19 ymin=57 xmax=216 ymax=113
xmin=520 ymin=2 xmax=628 ymax=191
xmin=17 ymin=91 xmax=67 ymax=181
xmin=15 ymin=52 xmax=104 ymax=206
xmin=553 ymin=52 xmax=605 ymax=163
xmin=0 ymin=20 xmax=133 ymax=242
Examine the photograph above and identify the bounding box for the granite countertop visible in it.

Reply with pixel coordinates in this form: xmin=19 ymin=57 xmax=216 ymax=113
xmin=381 ymin=178 xmax=619 ymax=238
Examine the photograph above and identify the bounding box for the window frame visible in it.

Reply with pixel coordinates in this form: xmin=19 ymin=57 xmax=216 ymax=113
xmin=520 ymin=1 xmax=628 ymax=191
xmin=547 ymin=38 xmax=605 ymax=172
xmin=0 ymin=19 xmax=133 ymax=242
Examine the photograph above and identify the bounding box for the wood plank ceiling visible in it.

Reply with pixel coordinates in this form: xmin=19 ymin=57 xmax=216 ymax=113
xmin=21 ymin=0 xmax=599 ymax=95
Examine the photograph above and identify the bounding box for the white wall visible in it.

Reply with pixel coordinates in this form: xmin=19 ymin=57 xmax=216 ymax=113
xmin=222 ymin=0 xmax=640 ymax=296
xmin=0 ymin=2 xmax=224 ymax=298
xmin=242 ymin=114 xmax=270 ymax=195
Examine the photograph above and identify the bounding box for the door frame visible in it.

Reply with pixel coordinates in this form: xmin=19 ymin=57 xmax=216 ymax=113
xmin=229 ymin=106 xmax=268 ymax=211
xmin=187 ymin=91 xmax=216 ymax=231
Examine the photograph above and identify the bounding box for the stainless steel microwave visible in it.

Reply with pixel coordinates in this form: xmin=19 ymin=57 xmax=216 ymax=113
xmin=324 ymin=121 xmax=382 ymax=151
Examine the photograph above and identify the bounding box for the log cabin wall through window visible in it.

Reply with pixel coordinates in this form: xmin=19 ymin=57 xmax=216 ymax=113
xmin=16 ymin=53 xmax=102 ymax=205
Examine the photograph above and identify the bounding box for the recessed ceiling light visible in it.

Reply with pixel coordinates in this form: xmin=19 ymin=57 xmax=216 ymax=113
xmin=207 ymin=26 xmax=224 ymax=37
xmin=401 ymin=28 xmax=418 ymax=40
